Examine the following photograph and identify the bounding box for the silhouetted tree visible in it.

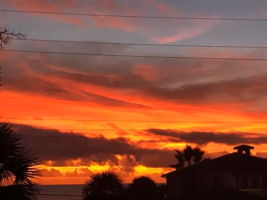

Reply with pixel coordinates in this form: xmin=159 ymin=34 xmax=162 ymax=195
xmin=82 ymin=172 xmax=123 ymax=200
xmin=126 ymin=176 xmax=159 ymax=200
xmin=170 ymin=145 xmax=204 ymax=170
xmin=170 ymin=150 xmax=185 ymax=169
xmin=0 ymin=28 xmax=24 ymax=48
xmin=0 ymin=123 xmax=38 ymax=200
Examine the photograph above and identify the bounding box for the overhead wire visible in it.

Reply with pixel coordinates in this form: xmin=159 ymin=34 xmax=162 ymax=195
xmin=1 ymin=49 xmax=267 ymax=61
xmin=2 ymin=9 xmax=267 ymax=22
xmin=13 ymin=38 xmax=267 ymax=49
xmin=1 ymin=9 xmax=267 ymax=137
xmin=3 ymin=118 xmax=267 ymax=123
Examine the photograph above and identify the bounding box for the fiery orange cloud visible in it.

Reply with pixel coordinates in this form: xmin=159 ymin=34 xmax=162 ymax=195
xmin=2 ymin=33 xmax=267 ymax=185
xmin=35 ymin=161 xmax=171 ymax=184
xmin=2 ymin=88 xmax=267 ymax=137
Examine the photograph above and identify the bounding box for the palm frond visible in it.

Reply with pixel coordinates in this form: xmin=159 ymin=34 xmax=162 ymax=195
xmin=0 ymin=123 xmax=39 ymax=200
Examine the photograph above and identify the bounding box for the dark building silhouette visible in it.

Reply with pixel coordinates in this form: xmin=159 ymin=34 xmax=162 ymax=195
xmin=163 ymin=145 xmax=267 ymax=200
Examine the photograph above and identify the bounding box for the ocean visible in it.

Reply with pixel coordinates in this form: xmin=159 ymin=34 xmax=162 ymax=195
xmin=37 ymin=185 xmax=83 ymax=200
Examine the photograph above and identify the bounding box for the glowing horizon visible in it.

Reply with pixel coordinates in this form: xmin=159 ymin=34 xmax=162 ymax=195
xmin=2 ymin=0 xmax=267 ymax=185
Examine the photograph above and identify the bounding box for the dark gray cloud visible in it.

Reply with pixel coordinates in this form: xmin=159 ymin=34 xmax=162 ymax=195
xmin=7 ymin=76 xmax=82 ymax=101
xmin=38 ymin=53 xmax=267 ymax=106
xmin=4 ymin=38 xmax=267 ymax=111
xmin=144 ymin=75 xmax=267 ymax=104
xmin=147 ymin=129 xmax=267 ymax=145
xmin=81 ymin=91 xmax=150 ymax=109
xmin=6 ymin=74 xmax=148 ymax=109
xmin=10 ymin=123 xmax=174 ymax=167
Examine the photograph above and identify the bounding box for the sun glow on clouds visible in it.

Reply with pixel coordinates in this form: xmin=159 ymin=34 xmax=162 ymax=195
xmin=3 ymin=63 xmax=267 ymax=184
xmin=3 ymin=90 xmax=267 ymax=137
xmin=134 ymin=165 xmax=166 ymax=174
xmin=36 ymin=154 xmax=170 ymax=184
xmin=3 ymin=83 xmax=267 ymax=184
xmin=36 ymin=163 xmax=170 ymax=184
xmin=2 ymin=0 xmax=267 ymax=185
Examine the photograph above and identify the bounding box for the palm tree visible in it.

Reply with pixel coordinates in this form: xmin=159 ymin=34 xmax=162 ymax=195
xmin=126 ymin=176 xmax=159 ymax=200
xmin=82 ymin=172 xmax=124 ymax=200
xmin=170 ymin=145 xmax=204 ymax=170
xmin=183 ymin=145 xmax=195 ymax=167
xmin=193 ymin=146 xmax=205 ymax=163
xmin=169 ymin=150 xmax=185 ymax=170
xmin=0 ymin=123 xmax=38 ymax=200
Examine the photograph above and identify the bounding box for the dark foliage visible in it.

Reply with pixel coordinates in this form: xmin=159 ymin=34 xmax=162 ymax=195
xmin=0 ymin=123 xmax=39 ymax=200
xmin=170 ymin=145 xmax=205 ymax=170
xmin=0 ymin=28 xmax=24 ymax=48
xmin=126 ymin=176 xmax=160 ymax=200
xmin=0 ymin=184 xmax=38 ymax=200
xmin=82 ymin=172 xmax=124 ymax=200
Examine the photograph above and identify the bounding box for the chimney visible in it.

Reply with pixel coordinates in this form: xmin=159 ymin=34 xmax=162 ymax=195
xmin=234 ymin=145 xmax=254 ymax=156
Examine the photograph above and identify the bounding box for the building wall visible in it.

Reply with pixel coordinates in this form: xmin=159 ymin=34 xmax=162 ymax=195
xmin=166 ymin=170 xmax=267 ymax=200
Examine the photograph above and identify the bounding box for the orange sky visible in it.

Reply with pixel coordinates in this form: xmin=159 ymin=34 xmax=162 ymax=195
xmin=2 ymin=87 xmax=267 ymax=184
xmin=2 ymin=0 xmax=267 ymax=185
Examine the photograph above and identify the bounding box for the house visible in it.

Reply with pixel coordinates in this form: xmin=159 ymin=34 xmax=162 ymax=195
xmin=163 ymin=145 xmax=267 ymax=200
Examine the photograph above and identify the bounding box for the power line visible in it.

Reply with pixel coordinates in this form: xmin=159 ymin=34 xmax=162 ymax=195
xmin=3 ymin=118 xmax=267 ymax=123
xmin=15 ymin=38 xmax=267 ymax=49
xmin=2 ymin=49 xmax=267 ymax=61
xmin=12 ymin=128 xmax=267 ymax=132
xmin=15 ymin=128 xmax=151 ymax=131
xmin=21 ymin=135 xmax=132 ymax=138
xmin=17 ymin=132 xmax=265 ymax=138
xmin=10 ymin=127 xmax=267 ymax=133
xmin=2 ymin=9 xmax=267 ymax=22
xmin=22 ymin=136 xmax=261 ymax=139
xmin=18 ymin=133 xmax=267 ymax=138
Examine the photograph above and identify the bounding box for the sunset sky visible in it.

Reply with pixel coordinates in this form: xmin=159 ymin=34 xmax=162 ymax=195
xmin=2 ymin=0 xmax=267 ymax=185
